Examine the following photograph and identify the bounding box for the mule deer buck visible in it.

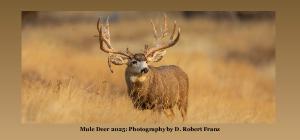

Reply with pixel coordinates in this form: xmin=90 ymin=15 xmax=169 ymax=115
xmin=96 ymin=15 xmax=189 ymax=121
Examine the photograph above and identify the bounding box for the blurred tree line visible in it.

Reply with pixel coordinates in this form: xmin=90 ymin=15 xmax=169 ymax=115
xmin=182 ymin=11 xmax=274 ymax=20
xmin=22 ymin=11 xmax=275 ymax=27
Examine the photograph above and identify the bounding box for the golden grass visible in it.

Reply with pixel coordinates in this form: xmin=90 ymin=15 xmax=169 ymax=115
xmin=21 ymin=17 xmax=276 ymax=124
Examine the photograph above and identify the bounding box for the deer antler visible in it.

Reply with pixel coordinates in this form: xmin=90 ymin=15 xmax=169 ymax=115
xmin=145 ymin=15 xmax=181 ymax=57
xmin=96 ymin=17 xmax=133 ymax=73
xmin=97 ymin=17 xmax=132 ymax=58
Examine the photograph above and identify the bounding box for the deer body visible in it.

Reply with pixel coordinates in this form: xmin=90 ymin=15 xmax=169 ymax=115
xmin=126 ymin=65 xmax=188 ymax=112
xmin=96 ymin=15 xmax=189 ymax=121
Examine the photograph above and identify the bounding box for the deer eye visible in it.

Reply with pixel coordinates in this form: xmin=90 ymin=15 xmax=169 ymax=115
xmin=132 ymin=61 xmax=137 ymax=64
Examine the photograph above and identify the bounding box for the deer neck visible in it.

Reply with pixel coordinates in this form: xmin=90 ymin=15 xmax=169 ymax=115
xmin=125 ymin=67 xmax=154 ymax=98
xmin=125 ymin=67 xmax=152 ymax=85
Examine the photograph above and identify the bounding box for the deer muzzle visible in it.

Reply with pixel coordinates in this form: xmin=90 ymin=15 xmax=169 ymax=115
xmin=141 ymin=68 xmax=149 ymax=74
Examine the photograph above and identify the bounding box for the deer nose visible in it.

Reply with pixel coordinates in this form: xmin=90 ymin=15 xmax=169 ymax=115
xmin=141 ymin=68 xmax=149 ymax=74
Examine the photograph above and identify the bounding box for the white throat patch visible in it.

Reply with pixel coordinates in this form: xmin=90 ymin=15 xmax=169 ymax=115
xmin=130 ymin=75 xmax=147 ymax=83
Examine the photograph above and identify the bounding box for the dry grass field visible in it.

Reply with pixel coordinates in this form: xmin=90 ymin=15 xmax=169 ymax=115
xmin=21 ymin=12 xmax=276 ymax=124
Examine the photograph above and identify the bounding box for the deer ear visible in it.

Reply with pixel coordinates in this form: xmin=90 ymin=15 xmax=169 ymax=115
xmin=109 ymin=54 xmax=129 ymax=65
xmin=147 ymin=50 xmax=166 ymax=62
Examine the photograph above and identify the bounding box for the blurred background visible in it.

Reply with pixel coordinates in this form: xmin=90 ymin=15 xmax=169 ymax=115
xmin=21 ymin=11 xmax=275 ymax=124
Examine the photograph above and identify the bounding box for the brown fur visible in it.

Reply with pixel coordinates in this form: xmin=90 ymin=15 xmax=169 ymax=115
xmin=125 ymin=64 xmax=189 ymax=121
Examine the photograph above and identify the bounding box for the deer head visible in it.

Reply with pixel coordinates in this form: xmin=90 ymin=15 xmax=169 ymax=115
xmin=96 ymin=15 xmax=180 ymax=74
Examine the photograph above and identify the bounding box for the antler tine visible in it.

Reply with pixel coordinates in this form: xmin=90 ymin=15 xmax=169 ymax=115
xmin=170 ymin=21 xmax=177 ymax=40
xmin=96 ymin=17 xmax=131 ymax=58
xmin=144 ymin=44 xmax=149 ymax=54
xmin=105 ymin=16 xmax=111 ymax=46
xmin=126 ymin=47 xmax=134 ymax=56
xmin=106 ymin=16 xmax=109 ymax=28
xmin=162 ymin=14 xmax=168 ymax=38
xmin=97 ymin=18 xmax=106 ymax=52
xmin=97 ymin=17 xmax=102 ymax=35
xmin=150 ymin=19 xmax=158 ymax=40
